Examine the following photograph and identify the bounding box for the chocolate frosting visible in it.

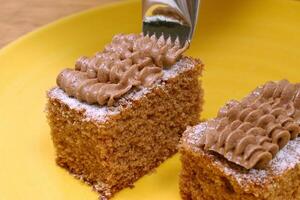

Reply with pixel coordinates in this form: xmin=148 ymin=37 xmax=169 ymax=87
xmin=199 ymin=80 xmax=300 ymax=169
xmin=56 ymin=33 xmax=189 ymax=106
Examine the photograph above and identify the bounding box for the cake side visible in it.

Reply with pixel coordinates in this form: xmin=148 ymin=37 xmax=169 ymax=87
xmin=47 ymin=57 xmax=203 ymax=199
xmin=179 ymin=124 xmax=300 ymax=200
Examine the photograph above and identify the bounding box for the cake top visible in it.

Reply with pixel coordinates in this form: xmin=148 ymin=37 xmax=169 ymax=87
xmin=56 ymin=33 xmax=189 ymax=106
xmin=190 ymin=80 xmax=300 ymax=169
xmin=182 ymin=123 xmax=300 ymax=187
xmin=48 ymin=57 xmax=200 ymax=123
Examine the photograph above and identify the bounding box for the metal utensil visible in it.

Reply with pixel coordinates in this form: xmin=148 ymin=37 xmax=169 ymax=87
xmin=142 ymin=0 xmax=200 ymax=45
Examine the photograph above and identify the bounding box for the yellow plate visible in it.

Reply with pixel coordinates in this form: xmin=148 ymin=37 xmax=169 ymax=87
xmin=1 ymin=0 xmax=300 ymax=199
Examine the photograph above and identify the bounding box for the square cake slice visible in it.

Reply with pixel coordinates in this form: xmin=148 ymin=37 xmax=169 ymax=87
xmin=180 ymin=80 xmax=300 ymax=200
xmin=47 ymin=56 xmax=203 ymax=199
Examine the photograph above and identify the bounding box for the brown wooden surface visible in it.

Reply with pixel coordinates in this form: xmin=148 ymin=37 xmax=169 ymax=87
xmin=0 ymin=0 xmax=121 ymax=48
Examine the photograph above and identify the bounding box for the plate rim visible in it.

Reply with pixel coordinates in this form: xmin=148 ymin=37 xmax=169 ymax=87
xmin=0 ymin=0 xmax=138 ymax=56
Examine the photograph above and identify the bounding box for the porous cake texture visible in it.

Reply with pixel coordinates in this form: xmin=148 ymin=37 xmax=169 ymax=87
xmin=47 ymin=57 xmax=203 ymax=199
xmin=179 ymin=80 xmax=300 ymax=200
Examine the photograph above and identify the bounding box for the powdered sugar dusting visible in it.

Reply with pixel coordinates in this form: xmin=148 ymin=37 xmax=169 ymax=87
xmin=183 ymin=124 xmax=300 ymax=186
xmin=183 ymin=123 xmax=209 ymax=147
xmin=48 ymin=87 xmax=119 ymax=122
xmin=270 ymin=138 xmax=300 ymax=172
xmin=228 ymin=138 xmax=300 ymax=187
xmin=71 ymin=172 xmax=111 ymax=200
xmin=48 ymin=57 xmax=199 ymax=123
xmin=163 ymin=57 xmax=197 ymax=80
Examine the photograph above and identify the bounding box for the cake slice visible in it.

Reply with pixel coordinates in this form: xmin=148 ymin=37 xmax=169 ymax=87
xmin=46 ymin=33 xmax=203 ymax=199
xmin=180 ymin=80 xmax=300 ymax=200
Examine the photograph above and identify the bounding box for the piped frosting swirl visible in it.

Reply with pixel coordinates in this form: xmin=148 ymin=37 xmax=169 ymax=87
xmin=199 ymin=80 xmax=300 ymax=169
xmin=56 ymin=33 xmax=189 ymax=106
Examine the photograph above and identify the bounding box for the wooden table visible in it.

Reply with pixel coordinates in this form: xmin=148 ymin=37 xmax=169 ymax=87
xmin=0 ymin=0 xmax=121 ymax=48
